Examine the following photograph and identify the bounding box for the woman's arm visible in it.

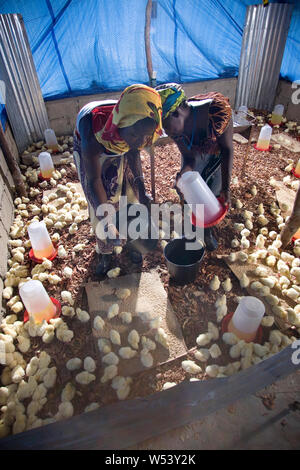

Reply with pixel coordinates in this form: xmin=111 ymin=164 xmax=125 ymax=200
xmin=216 ymin=118 xmax=234 ymax=206
xmin=126 ymin=148 xmax=152 ymax=205
xmin=79 ymin=113 xmax=108 ymax=206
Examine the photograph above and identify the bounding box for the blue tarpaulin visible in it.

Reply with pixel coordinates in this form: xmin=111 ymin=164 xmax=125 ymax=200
xmin=0 ymin=103 xmax=6 ymax=129
xmin=0 ymin=0 xmax=299 ymax=122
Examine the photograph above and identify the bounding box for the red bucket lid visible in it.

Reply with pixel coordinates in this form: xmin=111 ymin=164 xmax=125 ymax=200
xmin=191 ymin=197 xmax=228 ymax=228
xmin=221 ymin=311 xmax=263 ymax=344
xmin=23 ymin=297 xmax=61 ymax=323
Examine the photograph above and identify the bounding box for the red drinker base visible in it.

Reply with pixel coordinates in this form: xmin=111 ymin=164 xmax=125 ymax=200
xmin=253 ymin=144 xmax=272 ymax=152
xmin=221 ymin=311 xmax=263 ymax=345
xmin=268 ymin=120 xmax=284 ymax=128
xmin=23 ymin=297 xmax=61 ymax=323
xmin=191 ymin=197 xmax=229 ymax=228
xmin=29 ymin=245 xmax=58 ymax=264
xmin=38 ymin=172 xmax=51 ymax=181
xmin=292 ymin=168 xmax=300 ymax=179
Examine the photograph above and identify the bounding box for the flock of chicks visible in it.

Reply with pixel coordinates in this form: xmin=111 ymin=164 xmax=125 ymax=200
xmin=171 ymin=169 xmax=300 ymax=385
xmin=0 ymin=135 xmax=177 ymax=438
xmin=91 ymin=287 xmax=170 ymax=399
xmin=0 ymin=136 xmax=106 ymax=438
xmin=1 ymin=127 xmax=300 ymax=438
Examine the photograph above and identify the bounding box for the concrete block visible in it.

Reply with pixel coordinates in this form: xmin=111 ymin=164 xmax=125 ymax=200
xmin=21 ymin=151 xmax=39 ymax=166
xmin=233 ymin=133 xmax=249 ymax=144
xmin=46 ymin=98 xmax=79 ymax=136
xmin=0 ymin=186 xmax=14 ymax=233
xmin=0 ymin=148 xmax=14 ymax=189
xmin=276 ymin=79 xmax=300 ymax=122
xmin=46 ymin=78 xmax=238 ymax=136
xmin=0 ymin=220 xmax=9 ymax=278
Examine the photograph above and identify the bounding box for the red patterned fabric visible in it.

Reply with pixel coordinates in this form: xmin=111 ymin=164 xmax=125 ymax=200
xmin=91 ymin=104 xmax=116 ymax=137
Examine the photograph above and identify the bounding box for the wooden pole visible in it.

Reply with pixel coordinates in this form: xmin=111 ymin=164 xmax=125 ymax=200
xmin=0 ymin=123 xmax=27 ymax=197
xmin=149 ymin=146 xmax=156 ymax=202
xmin=145 ymin=0 xmax=157 ymax=200
xmin=145 ymin=0 xmax=156 ymax=87
xmin=241 ymin=124 xmax=255 ymax=179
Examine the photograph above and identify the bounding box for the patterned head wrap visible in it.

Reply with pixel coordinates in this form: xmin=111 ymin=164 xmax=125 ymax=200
xmin=155 ymin=83 xmax=186 ymax=120
xmin=94 ymin=84 xmax=163 ymax=154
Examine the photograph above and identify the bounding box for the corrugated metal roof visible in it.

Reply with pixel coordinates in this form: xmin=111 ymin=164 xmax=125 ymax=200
xmin=0 ymin=14 xmax=49 ymax=153
xmin=235 ymin=3 xmax=293 ymax=112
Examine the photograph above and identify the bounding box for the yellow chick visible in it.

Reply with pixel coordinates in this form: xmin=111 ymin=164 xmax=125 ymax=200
xmin=140 ymin=349 xmax=153 ymax=368
xmin=100 ymin=365 xmax=118 ymax=383
xmin=181 ymin=360 xmax=201 ymax=375
xmin=210 ymin=275 xmax=220 ymax=291
xmin=119 ymin=347 xmax=137 ymax=359
xmin=128 ymin=330 xmax=140 ymax=349
xmin=76 ymin=371 xmax=96 ymax=385
xmin=109 ymin=329 xmax=121 ymax=345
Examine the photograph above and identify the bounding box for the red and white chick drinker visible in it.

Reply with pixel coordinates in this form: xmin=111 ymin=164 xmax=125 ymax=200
xmin=38 ymin=151 xmax=55 ymax=180
xmin=27 ymin=221 xmax=57 ymax=262
xmin=270 ymin=104 xmax=284 ymax=126
xmin=292 ymin=158 xmax=300 ymax=178
xmin=226 ymin=296 xmax=265 ymax=343
xmin=19 ymin=280 xmax=59 ymax=324
xmin=254 ymin=124 xmax=272 ymax=151
xmin=177 ymin=171 xmax=228 ymax=227
xmin=44 ymin=128 xmax=59 ymax=153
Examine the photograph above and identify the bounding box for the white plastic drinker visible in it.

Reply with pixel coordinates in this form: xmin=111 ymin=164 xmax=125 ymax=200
xmin=177 ymin=171 xmax=222 ymax=225
xmin=27 ymin=221 xmax=55 ymax=260
xmin=38 ymin=151 xmax=54 ymax=178
xmin=19 ymin=280 xmax=56 ymax=323
xmin=231 ymin=296 xmax=265 ymax=336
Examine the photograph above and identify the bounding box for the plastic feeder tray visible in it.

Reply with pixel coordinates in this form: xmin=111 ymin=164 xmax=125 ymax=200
xmin=23 ymin=297 xmax=61 ymax=323
xmin=221 ymin=312 xmax=263 ymax=345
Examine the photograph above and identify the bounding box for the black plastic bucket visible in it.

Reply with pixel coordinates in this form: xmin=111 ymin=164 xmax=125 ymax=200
xmin=164 ymin=237 xmax=205 ymax=284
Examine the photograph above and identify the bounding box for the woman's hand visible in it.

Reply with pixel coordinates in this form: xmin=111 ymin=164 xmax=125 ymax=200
xmin=174 ymin=165 xmax=193 ymax=204
xmin=219 ymin=188 xmax=231 ymax=208
xmin=139 ymin=191 xmax=153 ymax=208
xmin=175 ymin=164 xmax=193 ymax=185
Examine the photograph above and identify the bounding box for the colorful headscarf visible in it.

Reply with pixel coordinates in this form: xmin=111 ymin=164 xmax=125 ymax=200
xmin=155 ymin=83 xmax=186 ymax=120
xmin=94 ymin=84 xmax=163 ymax=154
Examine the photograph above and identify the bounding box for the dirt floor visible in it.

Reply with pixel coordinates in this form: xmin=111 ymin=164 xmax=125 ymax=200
xmin=1 ymin=112 xmax=300 ymax=437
